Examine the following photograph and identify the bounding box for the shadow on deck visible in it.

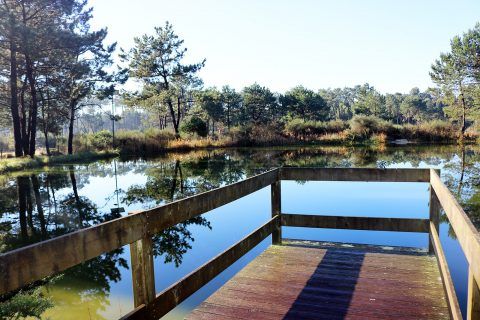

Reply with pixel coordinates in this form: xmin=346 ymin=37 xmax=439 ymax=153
xmin=187 ymin=241 xmax=449 ymax=320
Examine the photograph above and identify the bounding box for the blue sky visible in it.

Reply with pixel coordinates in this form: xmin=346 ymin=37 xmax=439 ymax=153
xmin=89 ymin=0 xmax=480 ymax=94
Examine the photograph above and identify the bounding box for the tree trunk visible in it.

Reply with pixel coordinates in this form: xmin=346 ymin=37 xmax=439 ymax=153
xmin=69 ymin=166 xmax=83 ymax=226
xmin=178 ymin=161 xmax=184 ymax=193
xmin=44 ymin=129 xmax=51 ymax=156
xmin=227 ymin=106 xmax=231 ymax=130
xmin=67 ymin=101 xmax=75 ymax=155
xmin=46 ymin=174 xmax=58 ymax=215
xmin=459 ymin=83 xmax=467 ymax=140
xmin=19 ymin=80 xmax=29 ymax=155
xmin=43 ymin=84 xmax=51 ymax=156
xmin=169 ymin=160 xmax=180 ymax=200
xmin=457 ymin=145 xmax=466 ymax=196
xmin=9 ymin=40 xmax=23 ymax=157
xmin=167 ymin=99 xmax=179 ymax=136
xmin=25 ymin=178 xmax=35 ymax=236
xmin=176 ymin=97 xmax=181 ymax=131
xmin=461 ymin=94 xmax=467 ymax=135
xmin=31 ymin=174 xmax=47 ymax=238
xmin=17 ymin=177 xmax=29 ymax=240
xmin=25 ymin=55 xmax=38 ymax=157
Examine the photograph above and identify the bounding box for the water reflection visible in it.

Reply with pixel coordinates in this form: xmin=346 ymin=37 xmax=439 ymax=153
xmin=43 ymin=249 xmax=128 ymax=320
xmin=0 ymin=145 xmax=479 ymax=319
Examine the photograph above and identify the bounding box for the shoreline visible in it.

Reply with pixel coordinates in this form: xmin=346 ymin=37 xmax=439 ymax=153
xmin=0 ymin=150 xmax=120 ymax=175
xmin=0 ymin=140 xmax=473 ymax=175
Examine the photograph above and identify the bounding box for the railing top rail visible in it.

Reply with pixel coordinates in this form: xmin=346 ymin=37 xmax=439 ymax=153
xmin=430 ymin=169 xmax=480 ymax=285
xmin=280 ymin=167 xmax=430 ymax=182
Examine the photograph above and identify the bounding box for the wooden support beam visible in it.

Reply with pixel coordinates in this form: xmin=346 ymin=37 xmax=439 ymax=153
xmin=145 ymin=169 xmax=279 ymax=235
xmin=429 ymin=221 xmax=462 ymax=320
xmin=121 ymin=217 xmax=277 ymax=320
xmin=429 ymin=186 xmax=441 ymax=254
xmin=468 ymin=267 xmax=480 ymax=320
xmin=130 ymin=228 xmax=156 ymax=308
xmin=280 ymin=167 xmax=430 ymax=182
xmin=271 ymin=180 xmax=282 ymax=244
xmin=430 ymin=169 xmax=480 ymax=289
xmin=281 ymin=214 xmax=429 ymax=233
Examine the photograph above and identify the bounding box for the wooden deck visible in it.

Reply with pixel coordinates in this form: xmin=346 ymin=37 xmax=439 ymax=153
xmin=187 ymin=241 xmax=450 ymax=320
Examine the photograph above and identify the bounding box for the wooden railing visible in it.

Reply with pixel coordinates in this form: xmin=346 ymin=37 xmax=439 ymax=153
xmin=1 ymin=167 xmax=479 ymax=320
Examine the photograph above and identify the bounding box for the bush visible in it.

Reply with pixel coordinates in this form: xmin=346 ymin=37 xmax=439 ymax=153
xmin=114 ymin=129 xmax=175 ymax=155
xmin=401 ymin=120 xmax=458 ymax=142
xmin=181 ymin=116 xmax=208 ymax=137
xmin=226 ymin=124 xmax=290 ymax=146
xmin=0 ymin=288 xmax=53 ymax=319
xmin=348 ymin=115 xmax=392 ymax=140
xmin=91 ymin=130 xmax=113 ymax=150
xmin=324 ymin=120 xmax=349 ymax=133
xmin=144 ymin=128 xmax=176 ymax=140
xmin=370 ymin=132 xmax=388 ymax=145
xmin=227 ymin=125 xmax=253 ymax=145
xmin=284 ymin=118 xmax=349 ymax=139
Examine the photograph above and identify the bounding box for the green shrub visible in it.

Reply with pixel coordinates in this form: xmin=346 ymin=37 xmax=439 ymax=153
xmin=0 ymin=288 xmax=53 ymax=319
xmin=284 ymin=118 xmax=349 ymax=139
xmin=349 ymin=115 xmax=392 ymax=140
xmin=181 ymin=116 xmax=208 ymax=137
xmin=226 ymin=125 xmax=254 ymax=145
xmin=324 ymin=120 xmax=349 ymax=133
xmin=226 ymin=124 xmax=290 ymax=146
xmin=144 ymin=128 xmax=176 ymax=140
xmin=401 ymin=120 xmax=457 ymax=141
xmin=91 ymin=130 xmax=113 ymax=150
xmin=113 ymin=129 xmax=176 ymax=155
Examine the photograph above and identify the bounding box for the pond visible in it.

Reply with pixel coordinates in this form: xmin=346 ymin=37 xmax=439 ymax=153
xmin=1 ymin=145 xmax=479 ymax=319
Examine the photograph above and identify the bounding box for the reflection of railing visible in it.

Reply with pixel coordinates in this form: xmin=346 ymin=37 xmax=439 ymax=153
xmin=0 ymin=167 xmax=478 ymax=320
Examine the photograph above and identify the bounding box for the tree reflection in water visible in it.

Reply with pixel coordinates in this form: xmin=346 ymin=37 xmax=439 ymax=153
xmin=1 ymin=145 xmax=480 ymax=319
xmin=123 ymin=159 xmax=213 ymax=266
xmin=441 ymin=145 xmax=480 ymax=237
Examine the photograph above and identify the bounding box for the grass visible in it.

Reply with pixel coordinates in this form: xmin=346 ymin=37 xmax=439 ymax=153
xmin=0 ymin=150 xmax=119 ymax=175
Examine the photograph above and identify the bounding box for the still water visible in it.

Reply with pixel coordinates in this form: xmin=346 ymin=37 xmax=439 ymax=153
xmin=1 ymin=145 xmax=479 ymax=319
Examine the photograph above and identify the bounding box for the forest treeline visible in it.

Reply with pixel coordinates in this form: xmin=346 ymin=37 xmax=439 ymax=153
xmin=1 ymin=1 xmax=480 ymax=159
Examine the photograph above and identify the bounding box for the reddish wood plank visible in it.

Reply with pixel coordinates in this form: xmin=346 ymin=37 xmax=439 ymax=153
xmin=187 ymin=242 xmax=449 ymax=320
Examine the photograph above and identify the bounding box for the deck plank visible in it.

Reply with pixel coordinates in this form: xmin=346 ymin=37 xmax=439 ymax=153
xmin=186 ymin=242 xmax=450 ymax=320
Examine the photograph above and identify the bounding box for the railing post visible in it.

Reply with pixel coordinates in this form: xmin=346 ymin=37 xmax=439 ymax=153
xmin=129 ymin=213 xmax=156 ymax=308
xmin=429 ymin=171 xmax=440 ymax=254
xmin=468 ymin=268 xmax=480 ymax=320
xmin=271 ymin=173 xmax=282 ymax=245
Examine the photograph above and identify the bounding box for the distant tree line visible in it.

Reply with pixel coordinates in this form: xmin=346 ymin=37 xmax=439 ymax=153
xmin=1 ymin=9 xmax=480 ymax=158
xmin=183 ymin=84 xmax=446 ymax=133
xmin=121 ymin=22 xmax=480 ymax=139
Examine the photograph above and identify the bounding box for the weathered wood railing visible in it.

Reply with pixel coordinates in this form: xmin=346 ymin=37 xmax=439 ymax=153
xmin=0 ymin=167 xmax=479 ymax=320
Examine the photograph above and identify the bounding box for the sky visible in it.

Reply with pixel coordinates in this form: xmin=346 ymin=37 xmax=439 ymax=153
xmin=89 ymin=0 xmax=480 ymax=94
